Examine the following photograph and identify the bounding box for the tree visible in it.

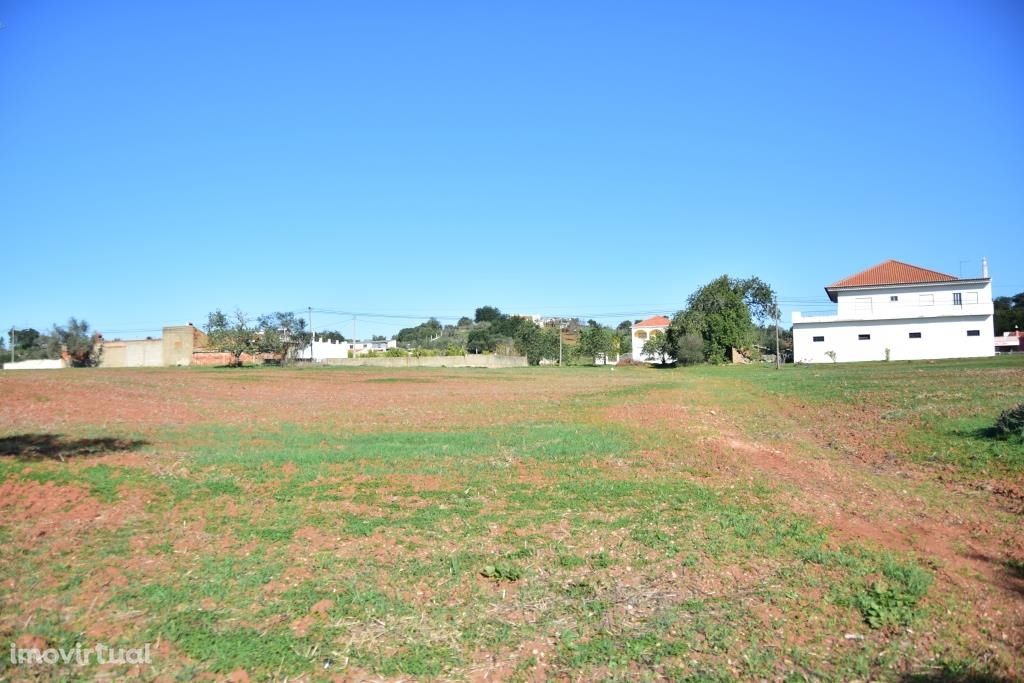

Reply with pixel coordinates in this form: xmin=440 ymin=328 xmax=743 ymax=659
xmin=734 ymin=276 xmax=779 ymax=326
xmin=466 ymin=328 xmax=497 ymax=354
xmin=317 ymin=330 xmax=346 ymax=343
xmin=457 ymin=316 xmax=473 ymax=328
xmin=515 ymin=324 xmax=559 ymax=365
xmin=642 ymin=332 xmax=674 ymax=365
xmin=671 ymin=275 xmax=777 ymax=363
xmin=205 ymin=309 xmax=258 ymax=366
xmin=577 ymin=322 xmax=615 ymax=363
xmin=995 ymin=293 xmax=1024 ymax=335
xmin=396 ymin=318 xmax=443 ymax=345
xmin=474 ymin=306 xmax=502 ymax=323
xmin=51 ymin=318 xmax=101 ymax=367
xmin=255 ymin=312 xmax=311 ymax=361
xmin=5 ymin=328 xmax=52 ymax=362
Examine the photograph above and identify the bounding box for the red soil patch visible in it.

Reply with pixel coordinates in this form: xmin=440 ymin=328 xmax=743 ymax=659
xmin=0 ymin=367 xmax=649 ymax=432
xmin=0 ymin=480 xmax=136 ymax=550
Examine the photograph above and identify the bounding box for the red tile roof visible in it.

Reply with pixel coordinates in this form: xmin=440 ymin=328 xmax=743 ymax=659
xmin=828 ymin=260 xmax=958 ymax=288
xmin=825 ymin=260 xmax=960 ymax=302
xmin=634 ymin=315 xmax=671 ymax=328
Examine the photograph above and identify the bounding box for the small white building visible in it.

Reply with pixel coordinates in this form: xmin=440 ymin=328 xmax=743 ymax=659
xmin=631 ymin=315 xmax=671 ymax=362
xmin=792 ymin=259 xmax=995 ymax=364
xmin=297 ymin=337 xmax=398 ymax=361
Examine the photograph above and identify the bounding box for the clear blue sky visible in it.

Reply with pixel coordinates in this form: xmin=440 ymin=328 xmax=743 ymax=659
xmin=2 ymin=1 xmax=1022 ymax=339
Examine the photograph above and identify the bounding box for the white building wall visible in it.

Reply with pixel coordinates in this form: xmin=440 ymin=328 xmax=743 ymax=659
xmin=834 ymin=281 xmax=993 ymax=320
xmin=631 ymin=326 xmax=669 ymax=362
xmin=296 ymin=338 xmax=351 ymax=360
xmin=297 ymin=337 xmax=399 ymax=361
xmin=793 ymin=315 xmax=994 ymax=363
xmin=793 ymin=280 xmax=995 ymax=364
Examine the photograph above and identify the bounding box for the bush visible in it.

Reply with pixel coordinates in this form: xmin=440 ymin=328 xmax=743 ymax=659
xmin=995 ymin=403 xmax=1024 ymax=439
xmin=675 ymin=334 xmax=705 ymax=366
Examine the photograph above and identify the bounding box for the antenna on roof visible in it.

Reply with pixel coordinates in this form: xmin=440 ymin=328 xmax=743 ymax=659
xmin=982 ymin=257 xmax=989 ymax=279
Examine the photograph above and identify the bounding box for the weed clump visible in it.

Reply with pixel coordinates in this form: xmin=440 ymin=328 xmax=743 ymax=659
xmin=994 ymin=403 xmax=1024 ymax=440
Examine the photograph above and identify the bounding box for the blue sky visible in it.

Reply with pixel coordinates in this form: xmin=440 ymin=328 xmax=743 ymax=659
xmin=2 ymin=1 xmax=1022 ymax=340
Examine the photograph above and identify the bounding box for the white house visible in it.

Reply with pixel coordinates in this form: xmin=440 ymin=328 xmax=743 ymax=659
xmin=792 ymin=259 xmax=995 ymax=364
xmin=631 ymin=315 xmax=671 ymax=362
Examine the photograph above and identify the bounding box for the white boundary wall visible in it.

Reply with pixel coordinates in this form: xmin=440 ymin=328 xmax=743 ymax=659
xmin=322 ymin=355 xmax=527 ymax=368
xmin=3 ymin=359 xmax=66 ymax=370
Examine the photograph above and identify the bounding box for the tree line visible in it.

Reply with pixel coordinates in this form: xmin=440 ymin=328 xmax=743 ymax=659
xmin=2 ymin=319 xmax=102 ymax=367
xmin=14 ymin=283 xmax=1016 ymax=369
xmin=391 ymin=275 xmax=784 ymax=366
xmin=995 ymin=293 xmax=1024 ymax=335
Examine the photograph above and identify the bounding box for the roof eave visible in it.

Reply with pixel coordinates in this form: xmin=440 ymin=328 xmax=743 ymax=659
xmin=826 ymin=278 xmax=989 ymax=301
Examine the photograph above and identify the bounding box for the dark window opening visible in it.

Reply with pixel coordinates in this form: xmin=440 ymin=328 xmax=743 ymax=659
xmin=966 ymin=330 xmax=980 ymax=337
xmin=858 ymin=334 xmax=871 ymax=341
xmin=890 ymin=295 xmax=898 ymax=302
xmin=909 ymin=332 xmax=922 ymax=339
xmin=953 ymin=292 xmax=963 ymax=306
xmin=812 ymin=336 xmax=825 ymax=342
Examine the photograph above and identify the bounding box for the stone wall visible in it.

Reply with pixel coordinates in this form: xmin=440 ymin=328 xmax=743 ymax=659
xmin=100 ymin=339 xmax=164 ymax=368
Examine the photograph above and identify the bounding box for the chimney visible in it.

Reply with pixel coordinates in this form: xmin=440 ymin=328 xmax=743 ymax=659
xmin=982 ymin=257 xmax=989 ymax=279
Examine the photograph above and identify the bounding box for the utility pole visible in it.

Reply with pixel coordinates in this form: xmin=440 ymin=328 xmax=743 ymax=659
xmin=9 ymin=328 xmax=13 ymax=364
xmin=308 ymin=306 xmax=314 ymax=362
xmin=558 ymin=322 xmax=563 ymax=366
xmin=774 ymin=297 xmax=781 ymax=370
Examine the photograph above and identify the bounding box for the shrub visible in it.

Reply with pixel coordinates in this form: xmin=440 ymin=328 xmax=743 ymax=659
xmin=675 ymin=334 xmax=705 ymax=366
xmin=995 ymin=403 xmax=1024 ymax=440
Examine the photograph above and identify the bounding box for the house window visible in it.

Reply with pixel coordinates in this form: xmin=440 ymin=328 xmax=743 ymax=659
xmin=953 ymin=292 xmax=963 ymax=306
xmin=966 ymin=330 xmax=980 ymax=337
xmin=890 ymin=295 xmax=899 ymax=302
xmin=908 ymin=332 xmax=922 ymax=339
xmin=812 ymin=335 xmax=825 ymax=342
xmin=635 ymin=330 xmax=647 ymax=340
xmin=858 ymin=334 xmax=871 ymax=341
xmin=919 ymin=294 xmax=934 ymax=306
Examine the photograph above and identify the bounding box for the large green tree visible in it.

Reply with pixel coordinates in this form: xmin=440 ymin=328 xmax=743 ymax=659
xmin=671 ymin=275 xmax=777 ymax=363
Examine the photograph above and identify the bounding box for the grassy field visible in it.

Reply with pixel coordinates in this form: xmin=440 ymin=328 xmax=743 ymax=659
xmin=1 ymin=357 xmax=1022 ymax=681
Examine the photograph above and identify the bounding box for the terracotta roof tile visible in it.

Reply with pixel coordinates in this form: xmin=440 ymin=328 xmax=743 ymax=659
xmin=634 ymin=315 xmax=671 ymax=328
xmin=828 ymin=260 xmax=958 ymax=289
